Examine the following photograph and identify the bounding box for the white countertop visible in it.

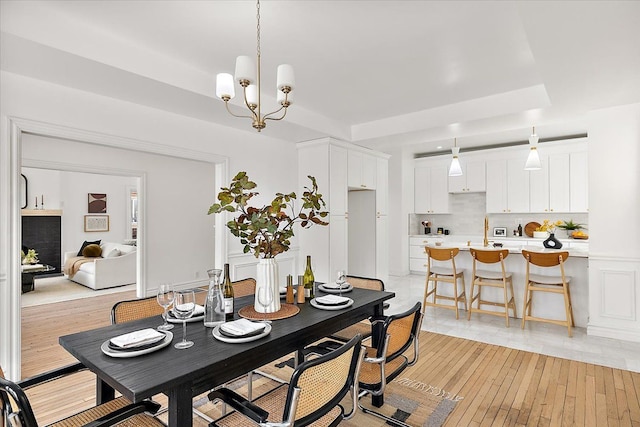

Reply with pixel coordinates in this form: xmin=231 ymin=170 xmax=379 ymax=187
xmin=409 ymin=234 xmax=589 ymax=258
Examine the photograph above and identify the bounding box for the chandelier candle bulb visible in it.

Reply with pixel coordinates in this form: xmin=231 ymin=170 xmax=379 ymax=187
xmin=235 ymin=55 xmax=255 ymax=84
xmin=216 ymin=73 xmax=235 ymax=100
xmin=246 ymin=84 xmax=258 ymax=107
xmin=276 ymin=64 xmax=295 ymax=90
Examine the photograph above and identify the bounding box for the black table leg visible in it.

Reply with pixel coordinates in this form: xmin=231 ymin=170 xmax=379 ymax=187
xmin=371 ymin=302 xmax=385 ymax=408
xmin=168 ymin=384 xmax=193 ymax=427
xmin=96 ymin=378 xmax=115 ymax=404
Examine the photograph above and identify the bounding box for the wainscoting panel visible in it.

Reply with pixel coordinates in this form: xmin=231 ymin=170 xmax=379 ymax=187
xmin=589 ymin=256 xmax=640 ymax=342
xmin=600 ymin=269 xmax=636 ymax=321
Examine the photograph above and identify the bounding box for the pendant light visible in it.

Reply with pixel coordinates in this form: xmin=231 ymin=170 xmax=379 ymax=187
xmin=524 ymin=126 xmax=542 ymax=170
xmin=448 ymin=138 xmax=463 ymax=177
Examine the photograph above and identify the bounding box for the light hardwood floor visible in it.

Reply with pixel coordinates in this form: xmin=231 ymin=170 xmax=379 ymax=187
xmin=19 ymin=290 xmax=640 ymax=426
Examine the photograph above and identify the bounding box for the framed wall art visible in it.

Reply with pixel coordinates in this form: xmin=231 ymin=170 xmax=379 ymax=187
xmin=84 ymin=215 xmax=110 ymax=232
xmin=493 ymin=227 xmax=507 ymax=237
xmin=88 ymin=193 xmax=107 ymax=213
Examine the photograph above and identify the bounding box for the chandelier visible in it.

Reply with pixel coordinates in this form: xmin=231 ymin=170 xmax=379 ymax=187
xmin=215 ymin=0 xmax=294 ymax=132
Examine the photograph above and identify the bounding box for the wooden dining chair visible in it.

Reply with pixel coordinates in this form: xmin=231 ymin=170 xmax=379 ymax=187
xmin=327 ymin=275 xmax=387 ymax=342
xmin=521 ymin=250 xmax=574 ymax=337
xmin=357 ymin=302 xmax=422 ymax=426
xmin=207 ymin=334 xmax=363 ymax=427
xmin=0 ymin=363 xmax=164 ymax=427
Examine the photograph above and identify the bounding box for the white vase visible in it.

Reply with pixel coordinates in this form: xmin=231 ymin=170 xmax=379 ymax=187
xmin=255 ymin=258 xmax=281 ymax=313
xmin=533 ymin=231 xmax=549 ymax=239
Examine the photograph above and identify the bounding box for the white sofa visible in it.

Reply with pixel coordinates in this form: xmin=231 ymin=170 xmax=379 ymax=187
xmin=64 ymin=242 xmax=137 ymax=290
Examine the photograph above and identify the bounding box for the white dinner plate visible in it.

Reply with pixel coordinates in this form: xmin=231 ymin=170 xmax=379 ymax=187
xmin=101 ymin=331 xmax=173 ymax=358
xmin=310 ymin=297 xmax=354 ymax=310
xmin=212 ymin=323 xmax=272 ymax=343
xmin=317 ymin=284 xmax=353 ymax=294
xmin=167 ymin=314 xmax=205 ymax=324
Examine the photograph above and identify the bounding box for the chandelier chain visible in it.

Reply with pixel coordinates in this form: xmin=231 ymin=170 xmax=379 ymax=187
xmin=256 ymin=0 xmax=261 ymax=58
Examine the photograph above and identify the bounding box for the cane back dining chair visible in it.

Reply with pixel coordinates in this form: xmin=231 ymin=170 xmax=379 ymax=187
xmin=207 ymin=334 xmax=363 ymax=427
xmin=329 ymin=275 xmax=388 ymax=342
xmin=521 ymin=249 xmax=575 ymax=337
xmin=467 ymin=248 xmax=517 ymax=326
xmin=1 ymin=364 xmax=164 ymax=427
xmin=357 ymin=302 xmax=422 ymax=426
xmin=423 ymin=246 xmax=467 ymax=319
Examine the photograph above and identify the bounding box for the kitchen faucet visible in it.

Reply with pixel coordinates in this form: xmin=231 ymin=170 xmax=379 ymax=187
xmin=483 ymin=216 xmax=489 ymax=247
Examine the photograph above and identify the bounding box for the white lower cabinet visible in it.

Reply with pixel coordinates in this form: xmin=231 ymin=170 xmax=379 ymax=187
xmin=409 ymin=236 xmax=444 ymax=273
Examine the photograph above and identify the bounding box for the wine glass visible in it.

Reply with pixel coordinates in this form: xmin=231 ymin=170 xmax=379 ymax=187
xmin=257 ymin=285 xmax=273 ymax=324
xmin=336 ymin=270 xmax=346 ymax=296
xmin=156 ymin=283 xmax=175 ymax=331
xmin=173 ymin=290 xmax=196 ymax=349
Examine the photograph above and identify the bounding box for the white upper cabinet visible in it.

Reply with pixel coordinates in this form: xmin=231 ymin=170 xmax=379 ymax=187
xmin=348 ymin=150 xmax=377 ymax=190
xmin=486 ymin=157 xmax=529 ymax=213
xmin=530 ymin=153 xmax=570 ymax=213
xmin=329 ymin=145 xmax=348 ymax=215
xmin=448 ymin=159 xmax=486 ymax=193
xmin=570 ymin=151 xmax=588 ymax=212
xmin=548 ymin=153 xmax=571 ymax=212
xmin=414 ymin=161 xmax=450 ymax=214
xmin=376 ymin=157 xmax=389 ymax=216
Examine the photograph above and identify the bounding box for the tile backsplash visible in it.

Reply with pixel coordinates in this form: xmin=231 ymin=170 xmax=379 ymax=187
xmin=410 ymin=192 xmax=588 ymax=237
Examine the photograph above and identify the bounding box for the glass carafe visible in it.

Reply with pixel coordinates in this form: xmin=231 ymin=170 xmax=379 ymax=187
xmin=204 ymin=268 xmax=225 ymax=327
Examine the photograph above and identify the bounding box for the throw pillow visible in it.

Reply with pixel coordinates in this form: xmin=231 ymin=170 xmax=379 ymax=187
xmin=105 ymin=248 xmax=121 ymax=258
xmin=82 ymin=244 xmax=102 ymax=257
xmin=77 ymin=240 xmax=101 ymax=256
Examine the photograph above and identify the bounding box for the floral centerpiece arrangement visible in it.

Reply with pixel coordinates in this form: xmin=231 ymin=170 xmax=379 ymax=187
xmin=208 ymin=171 xmax=329 ymax=313
xmin=535 ymin=220 xmax=563 ymax=235
xmin=208 ymin=171 xmax=329 ymax=257
xmin=21 ymin=248 xmax=39 ymax=265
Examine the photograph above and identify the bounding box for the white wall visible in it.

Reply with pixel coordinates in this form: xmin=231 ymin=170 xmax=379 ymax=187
xmin=587 ymin=102 xmax=640 ymax=342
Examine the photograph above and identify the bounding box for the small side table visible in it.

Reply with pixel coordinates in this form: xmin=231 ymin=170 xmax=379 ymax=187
xmin=21 ymin=264 xmax=56 ymax=293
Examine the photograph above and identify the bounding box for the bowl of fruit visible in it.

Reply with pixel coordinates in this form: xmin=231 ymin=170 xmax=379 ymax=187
xmin=571 ymin=230 xmax=589 ymax=239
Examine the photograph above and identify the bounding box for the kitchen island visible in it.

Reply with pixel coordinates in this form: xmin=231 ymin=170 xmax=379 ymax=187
xmin=410 ymin=235 xmax=589 ymax=327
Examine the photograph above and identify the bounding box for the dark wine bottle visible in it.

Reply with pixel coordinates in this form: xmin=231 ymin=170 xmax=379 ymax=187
xmin=303 ymin=256 xmax=315 ymax=300
xmin=222 ymin=263 xmax=234 ymax=321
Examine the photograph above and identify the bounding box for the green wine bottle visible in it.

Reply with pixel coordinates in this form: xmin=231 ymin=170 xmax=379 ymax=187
xmin=303 ymin=255 xmax=315 ymax=300
xmin=222 ymin=263 xmax=234 ymax=321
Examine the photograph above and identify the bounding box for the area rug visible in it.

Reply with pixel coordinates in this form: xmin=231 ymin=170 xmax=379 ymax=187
xmin=21 ymin=276 xmax=136 ymax=307
xmin=193 ymin=356 xmax=460 ymax=427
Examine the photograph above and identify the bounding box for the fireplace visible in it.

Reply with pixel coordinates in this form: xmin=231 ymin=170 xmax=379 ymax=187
xmin=21 ymin=210 xmax=62 ymax=272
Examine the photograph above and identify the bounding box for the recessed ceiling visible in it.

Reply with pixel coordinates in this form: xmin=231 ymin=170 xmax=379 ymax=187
xmin=1 ymin=1 xmax=639 ymax=153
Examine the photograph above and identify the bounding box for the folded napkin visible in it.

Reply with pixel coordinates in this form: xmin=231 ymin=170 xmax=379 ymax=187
xmin=219 ymin=319 xmax=266 ymax=337
xmin=315 ymin=295 xmax=350 ymax=306
xmin=322 ymin=281 xmax=350 ymax=290
xmin=170 ymin=304 xmax=205 ymax=318
xmin=110 ymin=328 xmax=165 ymax=349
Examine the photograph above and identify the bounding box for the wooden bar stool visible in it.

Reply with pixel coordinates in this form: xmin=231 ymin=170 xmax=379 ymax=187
xmin=468 ymin=248 xmax=517 ymax=326
xmin=521 ymin=249 xmax=575 ymax=337
xmin=422 ymin=246 xmax=467 ymax=319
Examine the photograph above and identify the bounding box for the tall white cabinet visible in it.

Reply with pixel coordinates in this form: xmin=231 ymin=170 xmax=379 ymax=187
xmin=298 ymin=138 xmax=390 ymax=284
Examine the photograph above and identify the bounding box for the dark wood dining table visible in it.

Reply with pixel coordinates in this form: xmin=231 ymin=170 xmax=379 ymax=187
xmin=59 ymin=287 xmax=394 ymax=426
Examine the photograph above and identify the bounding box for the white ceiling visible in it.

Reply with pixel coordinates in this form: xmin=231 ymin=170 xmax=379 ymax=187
xmin=2 ymin=1 xmax=639 ymax=155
